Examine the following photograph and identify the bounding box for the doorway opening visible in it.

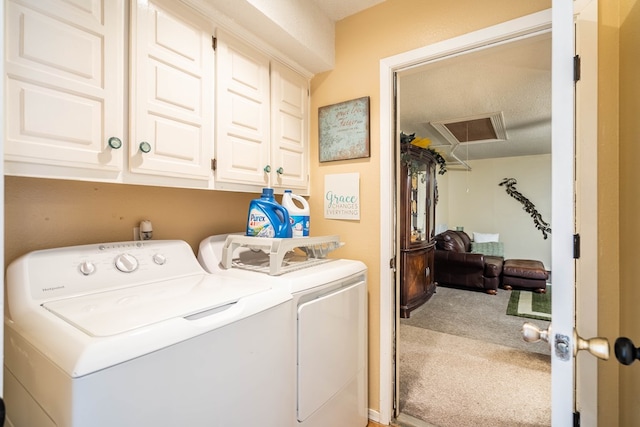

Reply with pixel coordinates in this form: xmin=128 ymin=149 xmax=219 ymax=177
xmin=375 ymin=7 xmax=590 ymax=425
xmin=395 ymin=29 xmax=552 ymax=427
xmin=380 ymin=3 xmax=599 ymax=426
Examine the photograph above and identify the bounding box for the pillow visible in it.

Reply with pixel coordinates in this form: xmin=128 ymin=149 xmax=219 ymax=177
xmin=470 ymin=241 xmax=504 ymax=257
xmin=473 ymin=232 xmax=500 ymax=243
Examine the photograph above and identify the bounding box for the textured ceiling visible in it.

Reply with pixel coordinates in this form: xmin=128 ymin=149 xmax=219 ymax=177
xmin=399 ymin=32 xmax=552 ymax=166
xmin=310 ymin=0 xmax=551 ymax=165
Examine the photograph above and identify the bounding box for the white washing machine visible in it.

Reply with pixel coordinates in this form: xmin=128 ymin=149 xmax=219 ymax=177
xmin=4 ymin=240 xmax=294 ymax=427
xmin=197 ymin=234 xmax=368 ymax=427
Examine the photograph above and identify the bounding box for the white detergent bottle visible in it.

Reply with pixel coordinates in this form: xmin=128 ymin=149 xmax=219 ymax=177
xmin=281 ymin=190 xmax=310 ymax=237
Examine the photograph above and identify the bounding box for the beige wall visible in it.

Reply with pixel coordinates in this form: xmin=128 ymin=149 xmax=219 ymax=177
xmin=4 ymin=176 xmax=256 ymax=265
xmin=598 ymin=0 xmax=624 ymax=424
xmin=618 ymin=0 xmax=640 ymax=425
xmin=596 ymin=2 xmax=619 ymax=424
xmin=310 ymin=0 xmax=550 ymax=414
xmin=438 ymin=155 xmax=552 ymax=268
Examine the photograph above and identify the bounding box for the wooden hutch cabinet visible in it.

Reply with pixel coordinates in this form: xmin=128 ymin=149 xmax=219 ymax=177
xmin=400 ymin=143 xmax=437 ymax=318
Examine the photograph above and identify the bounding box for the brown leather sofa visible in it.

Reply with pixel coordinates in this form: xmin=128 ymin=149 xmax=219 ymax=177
xmin=434 ymin=230 xmax=503 ymax=295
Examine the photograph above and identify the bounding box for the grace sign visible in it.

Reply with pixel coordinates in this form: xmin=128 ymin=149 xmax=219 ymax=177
xmin=324 ymin=173 xmax=360 ymax=220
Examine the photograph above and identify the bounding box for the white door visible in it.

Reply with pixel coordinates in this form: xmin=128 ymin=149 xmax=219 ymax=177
xmin=4 ymin=0 xmax=124 ymax=180
xmin=379 ymin=5 xmax=605 ymax=425
xmin=130 ymin=0 xmax=213 ymax=181
xmin=215 ymin=30 xmax=271 ymax=187
xmin=549 ymin=1 xmax=577 ymax=424
xmin=270 ymin=61 xmax=309 ymax=192
xmin=547 ymin=1 xmax=610 ymax=424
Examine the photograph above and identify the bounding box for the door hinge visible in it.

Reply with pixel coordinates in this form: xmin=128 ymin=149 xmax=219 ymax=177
xmin=211 ymin=158 xmax=217 ymax=171
xmin=573 ymin=233 xmax=580 ymax=259
xmin=212 ymin=36 xmax=217 ymax=51
xmin=574 ymin=55 xmax=581 ymax=82
xmin=574 ymin=411 xmax=580 ymax=426
xmin=389 ymin=257 xmax=396 ymax=271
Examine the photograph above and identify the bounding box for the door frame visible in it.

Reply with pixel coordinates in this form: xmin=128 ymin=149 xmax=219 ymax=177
xmin=378 ymin=5 xmax=594 ymax=425
xmin=572 ymin=0 xmax=599 ymax=424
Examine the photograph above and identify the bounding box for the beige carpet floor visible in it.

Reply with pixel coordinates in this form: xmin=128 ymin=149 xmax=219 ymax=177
xmin=401 ymin=286 xmax=551 ymax=355
xmin=399 ymin=325 xmax=551 ymax=427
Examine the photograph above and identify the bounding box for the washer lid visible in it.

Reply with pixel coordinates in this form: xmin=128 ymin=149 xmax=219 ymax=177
xmin=42 ymin=274 xmax=270 ymax=337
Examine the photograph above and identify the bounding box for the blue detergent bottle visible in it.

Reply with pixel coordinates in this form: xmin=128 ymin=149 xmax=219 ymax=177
xmin=246 ymin=188 xmax=293 ymax=238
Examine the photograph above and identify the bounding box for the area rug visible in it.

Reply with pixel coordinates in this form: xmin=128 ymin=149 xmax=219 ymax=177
xmin=506 ymin=285 xmax=552 ymax=321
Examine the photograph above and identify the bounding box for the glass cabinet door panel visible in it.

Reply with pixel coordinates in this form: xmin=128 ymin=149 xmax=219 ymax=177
xmin=410 ymin=159 xmax=428 ymax=243
xmin=428 ymin=168 xmax=435 ymax=239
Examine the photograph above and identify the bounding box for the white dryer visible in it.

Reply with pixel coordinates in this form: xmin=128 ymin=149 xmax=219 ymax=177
xmin=198 ymin=234 xmax=368 ymax=427
xmin=4 ymin=240 xmax=294 ymax=427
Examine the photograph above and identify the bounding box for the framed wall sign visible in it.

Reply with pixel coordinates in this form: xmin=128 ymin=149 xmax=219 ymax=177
xmin=324 ymin=173 xmax=360 ymax=220
xmin=318 ymin=96 xmax=370 ymax=162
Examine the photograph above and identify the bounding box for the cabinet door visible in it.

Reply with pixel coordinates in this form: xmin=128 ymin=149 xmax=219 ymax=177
xmin=215 ymin=30 xmax=271 ymax=189
xmin=400 ymin=246 xmax=435 ymax=318
xmin=5 ymin=0 xmax=124 ymax=180
xmin=130 ymin=0 xmax=213 ymax=182
xmin=270 ymin=62 xmax=309 ymax=193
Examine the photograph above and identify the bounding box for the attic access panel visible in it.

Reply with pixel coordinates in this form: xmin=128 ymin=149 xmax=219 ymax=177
xmin=430 ymin=112 xmax=508 ymax=146
xmin=445 ymin=118 xmax=496 ymax=142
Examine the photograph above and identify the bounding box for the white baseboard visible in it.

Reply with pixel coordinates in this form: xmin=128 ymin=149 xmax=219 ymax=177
xmin=368 ymin=408 xmax=382 ymax=423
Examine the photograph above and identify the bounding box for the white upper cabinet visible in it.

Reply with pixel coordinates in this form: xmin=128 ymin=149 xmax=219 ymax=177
xmin=129 ymin=0 xmax=214 ymax=185
xmin=5 ymin=0 xmax=125 ymax=180
xmin=5 ymin=0 xmax=214 ymax=187
xmin=215 ymin=30 xmax=309 ymax=194
xmin=5 ymin=0 xmax=309 ymax=192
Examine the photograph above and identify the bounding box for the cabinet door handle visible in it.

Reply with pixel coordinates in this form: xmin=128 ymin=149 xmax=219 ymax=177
xmin=425 ymin=266 xmax=430 ymax=276
xmin=139 ymin=141 xmax=151 ymax=153
xmin=108 ymin=137 xmax=122 ymax=149
xmin=264 ymin=165 xmax=271 ymax=173
xmin=276 ymin=167 xmax=284 ymax=175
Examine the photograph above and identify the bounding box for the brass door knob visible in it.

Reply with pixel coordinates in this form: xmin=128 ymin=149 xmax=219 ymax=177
xmin=522 ymin=322 xmax=551 ymax=345
xmin=521 ymin=323 xmax=609 ymax=361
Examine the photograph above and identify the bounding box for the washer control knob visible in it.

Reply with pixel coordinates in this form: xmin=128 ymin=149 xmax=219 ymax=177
xmin=152 ymin=253 xmax=167 ymax=265
xmin=114 ymin=253 xmax=139 ymax=273
xmin=79 ymin=261 xmax=96 ymax=276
